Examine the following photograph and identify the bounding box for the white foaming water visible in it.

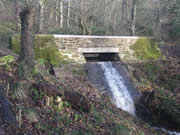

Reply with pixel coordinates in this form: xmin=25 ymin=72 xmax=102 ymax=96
xmin=154 ymin=127 xmax=180 ymax=135
xmin=98 ymin=62 xmax=136 ymax=115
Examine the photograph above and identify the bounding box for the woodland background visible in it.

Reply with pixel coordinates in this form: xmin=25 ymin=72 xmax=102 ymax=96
xmin=0 ymin=0 xmax=180 ymax=48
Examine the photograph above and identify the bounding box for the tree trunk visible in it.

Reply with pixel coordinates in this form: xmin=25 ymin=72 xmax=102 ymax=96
xmin=103 ymin=0 xmax=106 ymax=27
xmin=14 ymin=0 xmax=19 ymax=33
xmin=55 ymin=0 xmax=59 ymax=28
xmin=122 ymin=0 xmax=127 ymax=25
xmin=113 ymin=0 xmax=117 ymax=32
xmin=19 ymin=7 xmax=35 ymax=68
xmin=39 ymin=0 xmax=44 ymax=32
xmin=153 ymin=1 xmax=161 ymax=40
xmin=60 ymin=0 xmax=63 ymax=28
xmin=131 ymin=0 xmax=137 ymax=36
xmin=67 ymin=0 xmax=71 ymax=28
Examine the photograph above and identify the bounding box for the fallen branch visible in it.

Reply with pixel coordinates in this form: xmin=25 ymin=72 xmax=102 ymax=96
xmin=33 ymin=81 xmax=90 ymax=112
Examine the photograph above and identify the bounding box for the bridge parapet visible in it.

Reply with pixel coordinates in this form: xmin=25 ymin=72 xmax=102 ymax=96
xmin=53 ymin=35 xmax=153 ymax=63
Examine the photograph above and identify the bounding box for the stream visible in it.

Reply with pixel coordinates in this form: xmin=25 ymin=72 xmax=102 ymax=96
xmin=86 ymin=62 xmax=180 ymax=135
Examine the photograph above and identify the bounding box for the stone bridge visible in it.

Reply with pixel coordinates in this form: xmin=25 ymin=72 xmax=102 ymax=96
xmin=11 ymin=34 xmax=156 ymax=63
xmin=53 ymin=35 xmax=153 ymax=63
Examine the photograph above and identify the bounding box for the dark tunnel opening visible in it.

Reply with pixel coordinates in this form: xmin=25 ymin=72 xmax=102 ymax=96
xmin=83 ymin=53 xmax=120 ymax=62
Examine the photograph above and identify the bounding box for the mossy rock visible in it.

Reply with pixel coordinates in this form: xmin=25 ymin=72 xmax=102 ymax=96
xmin=131 ymin=38 xmax=161 ymax=60
xmin=11 ymin=34 xmax=67 ymax=65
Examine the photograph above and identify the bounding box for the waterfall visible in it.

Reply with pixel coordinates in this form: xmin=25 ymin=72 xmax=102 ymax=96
xmin=94 ymin=61 xmax=180 ymax=134
xmin=98 ymin=62 xmax=136 ymax=115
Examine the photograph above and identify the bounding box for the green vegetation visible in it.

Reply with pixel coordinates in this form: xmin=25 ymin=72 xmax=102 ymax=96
xmin=11 ymin=35 xmax=21 ymax=54
xmin=131 ymin=38 xmax=161 ymax=60
xmin=31 ymin=87 xmax=44 ymax=101
xmin=128 ymin=58 xmax=180 ymax=127
xmin=151 ymin=88 xmax=180 ymax=124
xmin=111 ymin=123 xmax=130 ymax=135
xmin=11 ymin=34 xmax=67 ymax=65
xmin=0 ymin=55 xmax=15 ymax=65
xmin=0 ymin=55 xmax=15 ymax=71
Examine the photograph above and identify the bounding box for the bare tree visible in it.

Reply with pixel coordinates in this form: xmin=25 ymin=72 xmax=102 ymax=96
xmin=60 ymin=0 xmax=64 ymax=28
xmin=0 ymin=0 xmax=179 ymax=37
xmin=131 ymin=0 xmax=137 ymax=36
xmin=39 ymin=0 xmax=45 ymax=32
xmin=19 ymin=6 xmax=35 ymax=68
xmin=67 ymin=0 xmax=71 ymax=28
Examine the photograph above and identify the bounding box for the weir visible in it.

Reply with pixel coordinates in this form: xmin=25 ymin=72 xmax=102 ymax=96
xmin=86 ymin=61 xmax=140 ymax=115
xmin=98 ymin=62 xmax=136 ymax=115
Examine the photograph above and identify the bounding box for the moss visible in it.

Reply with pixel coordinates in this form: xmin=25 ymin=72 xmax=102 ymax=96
xmin=131 ymin=38 xmax=161 ymax=60
xmin=11 ymin=34 xmax=67 ymax=65
xmin=11 ymin=35 xmax=21 ymax=54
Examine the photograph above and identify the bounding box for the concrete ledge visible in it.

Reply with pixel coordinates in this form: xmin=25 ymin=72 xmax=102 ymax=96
xmin=54 ymin=34 xmax=151 ymax=39
xmin=78 ymin=48 xmax=119 ymax=53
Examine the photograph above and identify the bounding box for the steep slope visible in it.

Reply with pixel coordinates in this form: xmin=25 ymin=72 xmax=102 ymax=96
xmin=0 ymin=55 xmax=162 ymax=135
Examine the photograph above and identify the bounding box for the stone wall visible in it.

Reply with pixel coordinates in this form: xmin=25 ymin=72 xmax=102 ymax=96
xmin=11 ymin=34 xmax=157 ymax=63
xmin=53 ymin=35 xmax=153 ymax=63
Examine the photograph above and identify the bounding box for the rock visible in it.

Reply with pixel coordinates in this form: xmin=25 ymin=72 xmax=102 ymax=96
xmin=24 ymin=110 xmax=38 ymax=123
xmin=127 ymin=65 xmax=135 ymax=72
xmin=53 ymin=67 xmax=61 ymax=78
xmin=63 ymin=90 xmax=90 ymax=112
xmin=0 ymin=86 xmax=16 ymax=125
xmin=0 ymin=128 xmax=5 ymax=135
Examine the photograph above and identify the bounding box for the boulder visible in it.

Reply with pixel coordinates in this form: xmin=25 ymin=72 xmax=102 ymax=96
xmin=0 ymin=86 xmax=16 ymax=125
xmin=24 ymin=110 xmax=38 ymax=123
xmin=0 ymin=128 xmax=5 ymax=135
